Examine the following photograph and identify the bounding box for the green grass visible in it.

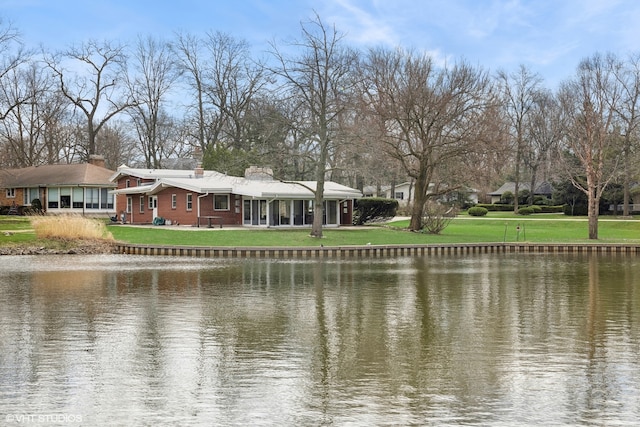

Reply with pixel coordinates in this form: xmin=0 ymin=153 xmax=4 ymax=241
xmin=107 ymin=215 xmax=640 ymax=246
xmin=0 ymin=217 xmax=37 ymax=244
xmin=388 ymin=217 xmax=640 ymax=243
xmin=1 ymin=214 xmax=639 ymax=248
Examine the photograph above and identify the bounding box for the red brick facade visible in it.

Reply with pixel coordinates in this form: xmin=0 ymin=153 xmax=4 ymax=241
xmin=113 ymin=169 xmax=357 ymax=227
xmin=115 ymin=178 xmax=242 ymax=226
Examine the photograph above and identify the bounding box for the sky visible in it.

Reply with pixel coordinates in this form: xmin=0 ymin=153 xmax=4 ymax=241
xmin=2 ymin=0 xmax=640 ymax=89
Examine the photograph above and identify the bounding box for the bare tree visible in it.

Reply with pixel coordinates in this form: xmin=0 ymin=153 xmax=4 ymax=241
xmin=362 ymin=47 xmax=494 ymax=231
xmin=269 ymin=14 xmax=359 ymax=237
xmin=127 ymin=36 xmax=181 ymax=168
xmin=95 ymin=121 xmax=137 ymax=169
xmin=497 ymin=65 xmax=544 ymax=211
xmin=172 ymin=32 xmax=209 ymax=151
xmin=0 ymin=19 xmax=29 ymax=122
xmin=173 ymin=31 xmax=266 ymax=159
xmin=0 ymin=61 xmax=69 ymax=166
xmin=241 ymin=96 xmax=302 ymax=178
xmin=611 ymin=52 xmax=640 ymax=216
xmin=524 ymin=89 xmax=562 ymax=204
xmin=558 ymin=53 xmax=622 ymax=239
xmin=44 ymin=40 xmax=136 ymax=158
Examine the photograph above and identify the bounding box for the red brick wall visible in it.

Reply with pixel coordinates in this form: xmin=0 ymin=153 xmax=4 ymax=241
xmin=0 ymin=188 xmax=24 ymax=207
xmin=113 ymin=175 xmax=354 ymax=227
xmin=114 ymin=177 xmax=157 ymax=224
xmin=157 ymin=188 xmax=196 ymax=226
xmin=156 ymin=188 xmax=242 ymax=227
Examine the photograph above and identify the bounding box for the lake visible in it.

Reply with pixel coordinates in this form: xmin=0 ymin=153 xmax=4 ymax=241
xmin=1 ymin=253 xmax=639 ymax=426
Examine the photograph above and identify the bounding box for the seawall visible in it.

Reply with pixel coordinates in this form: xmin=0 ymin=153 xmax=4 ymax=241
xmin=115 ymin=242 xmax=640 ymax=258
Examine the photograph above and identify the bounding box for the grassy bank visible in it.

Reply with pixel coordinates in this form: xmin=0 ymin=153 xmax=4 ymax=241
xmin=0 ymin=216 xmax=114 ymax=253
xmin=107 ymin=217 xmax=640 ymax=247
xmin=1 ymin=214 xmax=639 ymax=249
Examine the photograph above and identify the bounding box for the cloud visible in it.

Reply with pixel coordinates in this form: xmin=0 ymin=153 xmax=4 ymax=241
xmin=321 ymin=0 xmax=399 ymax=46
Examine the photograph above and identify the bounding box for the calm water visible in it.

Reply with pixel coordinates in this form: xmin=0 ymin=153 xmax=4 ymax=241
xmin=0 ymin=253 xmax=639 ymax=426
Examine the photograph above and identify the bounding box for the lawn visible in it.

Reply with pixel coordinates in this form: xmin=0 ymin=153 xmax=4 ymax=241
xmin=107 ymin=214 xmax=640 ymax=246
xmin=1 ymin=214 xmax=639 ymax=248
xmin=0 ymin=217 xmax=39 ymax=244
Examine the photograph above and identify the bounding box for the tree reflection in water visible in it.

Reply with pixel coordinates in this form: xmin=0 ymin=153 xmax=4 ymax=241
xmin=0 ymin=254 xmax=639 ymax=425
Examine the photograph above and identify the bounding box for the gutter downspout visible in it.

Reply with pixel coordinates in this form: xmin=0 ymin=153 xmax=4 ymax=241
xmin=197 ymin=193 xmax=209 ymax=227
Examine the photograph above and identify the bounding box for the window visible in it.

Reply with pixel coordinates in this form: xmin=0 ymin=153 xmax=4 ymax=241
xmin=48 ymin=188 xmax=59 ymax=208
xmin=6 ymin=188 xmax=15 ymax=198
xmin=23 ymin=188 xmax=39 ymax=205
xmin=85 ymin=188 xmax=99 ymax=209
xmin=186 ymin=193 xmax=193 ymax=211
xmin=395 ymin=192 xmax=404 ymax=200
xmin=125 ymin=179 xmax=131 ymax=188
xmin=172 ymin=194 xmax=177 ymax=209
xmin=214 ymin=194 xmax=229 ymax=210
xmin=100 ymin=188 xmax=114 ymax=209
xmin=148 ymin=196 xmax=154 ymax=209
xmin=140 ymin=196 xmax=145 ymax=213
xmin=60 ymin=187 xmax=71 ymax=208
xmin=126 ymin=197 xmax=132 ymax=213
xmin=73 ymin=187 xmax=84 ymax=208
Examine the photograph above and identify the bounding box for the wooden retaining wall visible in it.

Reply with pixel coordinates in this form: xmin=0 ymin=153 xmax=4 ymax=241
xmin=115 ymin=243 xmax=640 ymax=258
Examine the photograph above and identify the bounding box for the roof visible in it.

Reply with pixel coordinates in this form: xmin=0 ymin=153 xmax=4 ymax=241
xmin=0 ymin=163 xmax=116 ymax=188
xmin=112 ymin=166 xmax=362 ymax=199
xmin=109 ymin=165 xmax=201 ymax=182
xmin=489 ymin=181 xmax=553 ymax=196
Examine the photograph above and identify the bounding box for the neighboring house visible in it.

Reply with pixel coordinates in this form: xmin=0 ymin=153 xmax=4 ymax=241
xmin=489 ymin=181 xmax=553 ymax=204
xmin=0 ymin=156 xmax=116 ymax=215
xmin=362 ymin=182 xmax=413 ymax=205
xmin=110 ymin=165 xmax=362 ymax=227
xmin=363 ymin=181 xmax=478 ymax=206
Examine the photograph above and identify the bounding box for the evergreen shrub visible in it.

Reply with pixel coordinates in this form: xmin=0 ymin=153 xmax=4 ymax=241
xmin=468 ymin=206 xmax=488 ymax=216
xmin=563 ymin=204 xmax=588 ymax=216
xmin=539 ymin=205 xmax=564 ymax=213
xmin=476 ymin=204 xmax=514 ymax=211
xmin=517 ymin=207 xmax=534 ymax=215
xmin=353 ymin=197 xmax=399 ymax=225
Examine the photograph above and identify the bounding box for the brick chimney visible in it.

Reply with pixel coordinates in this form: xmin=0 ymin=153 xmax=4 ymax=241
xmin=194 ymin=165 xmax=204 ymax=178
xmin=88 ymin=155 xmax=106 ymax=168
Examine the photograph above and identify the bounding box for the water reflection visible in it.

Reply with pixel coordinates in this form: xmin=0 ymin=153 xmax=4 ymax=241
xmin=0 ymin=254 xmax=639 ymax=425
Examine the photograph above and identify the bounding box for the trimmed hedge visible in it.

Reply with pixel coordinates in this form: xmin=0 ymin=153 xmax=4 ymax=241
xmin=563 ymin=204 xmax=588 ymax=216
xmin=353 ymin=197 xmax=399 ymax=225
xmin=476 ymin=203 xmax=514 ymax=211
xmin=517 ymin=207 xmax=534 ymax=215
xmin=467 ymin=206 xmax=488 ymax=216
xmin=475 ymin=204 xmax=564 ymax=213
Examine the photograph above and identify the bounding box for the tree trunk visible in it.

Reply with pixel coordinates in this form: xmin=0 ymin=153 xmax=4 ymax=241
xmin=623 ymin=141 xmax=630 ymax=216
xmin=529 ymin=175 xmax=536 ymax=206
xmin=409 ymin=174 xmax=427 ymax=231
xmin=513 ymin=136 xmax=522 ymax=213
xmin=311 ymin=185 xmax=324 ymax=238
xmin=587 ymin=191 xmax=599 ymax=240
xmin=311 ymin=138 xmax=328 ymax=238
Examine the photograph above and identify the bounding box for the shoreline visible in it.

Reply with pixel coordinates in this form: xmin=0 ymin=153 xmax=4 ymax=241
xmin=0 ymin=240 xmax=118 ymax=256
xmin=3 ymin=240 xmax=640 ymax=257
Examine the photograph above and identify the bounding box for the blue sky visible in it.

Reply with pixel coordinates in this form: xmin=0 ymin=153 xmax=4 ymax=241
xmin=2 ymin=0 xmax=640 ymax=89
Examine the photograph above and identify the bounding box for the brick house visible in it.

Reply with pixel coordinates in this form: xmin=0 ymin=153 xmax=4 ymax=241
xmin=110 ymin=165 xmax=361 ymax=227
xmin=0 ymin=156 xmax=115 ymax=215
